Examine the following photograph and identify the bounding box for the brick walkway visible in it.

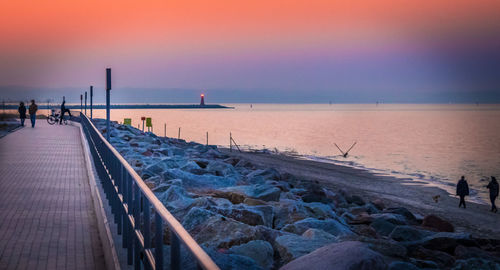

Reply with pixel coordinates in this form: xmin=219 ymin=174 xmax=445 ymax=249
xmin=0 ymin=121 xmax=105 ymax=269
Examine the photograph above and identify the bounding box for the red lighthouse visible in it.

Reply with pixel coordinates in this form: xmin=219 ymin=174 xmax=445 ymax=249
xmin=200 ymin=94 xmax=205 ymax=106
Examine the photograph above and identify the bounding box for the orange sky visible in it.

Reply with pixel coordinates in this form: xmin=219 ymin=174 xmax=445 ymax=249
xmin=1 ymin=0 xmax=499 ymax=99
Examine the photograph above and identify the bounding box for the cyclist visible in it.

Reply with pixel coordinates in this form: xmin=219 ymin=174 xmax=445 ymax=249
xmin=60 ymin=97 xmax=72 ymax=124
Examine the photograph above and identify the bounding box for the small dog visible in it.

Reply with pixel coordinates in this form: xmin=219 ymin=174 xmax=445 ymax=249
xmin=432 ymin=195 xmax=440 ymax=203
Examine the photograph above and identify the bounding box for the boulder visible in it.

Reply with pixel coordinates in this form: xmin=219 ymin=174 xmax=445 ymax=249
xmin=388 ymin=261 xmax=419 ymax=270
xmin=247 ymin=168 xmax=281 ymax=181
xmin=389 ymin=225 xmax=434 ymax=242
xmin=280 ymin=241 xmax=387 ymax=270
xmin=370 ymin=213 xmax=408 ymax=225
xmin=346 ymin=195 xmax=365 ymax=206
xmin=370 ymin=199 xmax=386 ymax=211
xmin=405 ymin=232 xmax=474 ymax=254
xmin=409 ymin=246 xmax=456 ymax=268
xmin=243 ymin=198 xmax=267 ymax=206
xmin=273 ymin=200 xmax=339 ymax=230
xmin=422 ymin=214 xmax=454 ymax=232
xmin=452 ymin=258 xmax=500 ymax=270
xmin=282 ymin=218 xmax=353 ymax=237
xmin=370 ymin=217 xmax=397 ymax=236
xmin=155 ymin=185 xmax=194 ymax=210
xmin=221 ymin=185 xmax=281 ymax=202
xmin=207 ymin=249 xmax=264 ymax=270
xmin=275 ymin=229 xmax=337 ymax=264
xmin=362 ymin=238 xmax=408 ymax=258
xmin=454 ymin=245 xmax=500 ymax=261
xmin=384 ymin=207 xmax=418 ymax=224
xmin=229 ymin=240 xmax=274 ymax=269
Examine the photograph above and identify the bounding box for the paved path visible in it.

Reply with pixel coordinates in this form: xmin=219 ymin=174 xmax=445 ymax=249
xmin=0 ymin=121 xmax=105 ymax=269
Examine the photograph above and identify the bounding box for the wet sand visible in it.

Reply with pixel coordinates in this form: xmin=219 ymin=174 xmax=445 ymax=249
xmin=222 ymin=149 xmax=500 ymax=239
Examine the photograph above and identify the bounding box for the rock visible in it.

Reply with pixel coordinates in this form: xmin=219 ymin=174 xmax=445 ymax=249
xmin=370 ymin=213 xmax=408 ymax=225
xmin=279 ymin=241 xmax=387 ymax=270
xmin=454 ymin=245 xmax=500 ymax=261
xmin=273 ymin=200 xmax=339 ymax=230
xmin=229 ymin=240 xmax=274 ymax=269
xmin=162 ymin=169 xmax=237 ymax=189
xmin=388 ymin=261 xmax=419 ymax=270
xmin=405 ymin=232 xmax=473 ymax=254
xmin=409 ymin=246 xmax=456 ymax=268
xmin=352 ymin=225 xmax=377 ymax=238
xmin=409 ymin=258 xmax=439 ymax=269
xmin=370 ymin=217 xmax=397 ymax=236
xmin=182 ymin=207 xmax=217 ymax=231
xmin=206 ymin=160 xmax=240 ymax=177
xmin=422 ymin=214 xmax=454 ymax=232
xmin=348 ymin=214 xmax=374 ymax=225
xmin=452 ymin=258 xmax=500 ymax=270
xmin=207 ymin=249 xmax=264 ymax=270
xmin=384 ymin=207 xmax=418 ymax=224
xmin=156 ymin=185 xmax=194 ymax=210
xmin=222 ymin=184 xmax=281 ymax=202
xmin=212 ymin=190 xmax=247 ymax=204
xmin=389 ymin=225 xmax=434 ymax=242
xmin=247 ymin=168 xmax=281 ymax=181
xmin=282 ymin=218 xmax=353 ymax=237
xmin=346 ymin=194 xmax=365 ymax=206
xmin=206 ymin=204 xmax=274 ymax=227
xmin=243 ymin=198 xmax=267 ymax=206
xmin=362 ymin=238 xmax=408 ymax=258
xmin=142 ymin=150 xmax=153 ymax=156
xmin=189 ymin=214 xmax=260 ymax=249
xmin=370 ymin=199 xmax=386 ymax=210
xmin=275 ymin=229 xmax=337 ymax=264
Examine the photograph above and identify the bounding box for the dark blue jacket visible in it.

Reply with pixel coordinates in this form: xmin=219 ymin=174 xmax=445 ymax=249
xmin=456 ymin=179 xmax=469 ymax=196
xmin=487 ymin=180 xmax=499 ymax=198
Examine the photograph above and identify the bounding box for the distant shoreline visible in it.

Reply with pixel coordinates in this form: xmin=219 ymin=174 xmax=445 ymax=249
xmin=2 ymin=104 xmax=233 ymax=110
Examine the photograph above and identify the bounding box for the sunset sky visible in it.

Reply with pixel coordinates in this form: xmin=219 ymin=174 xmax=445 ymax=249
xmin=1 ymin=0 xmax=499 ymax=103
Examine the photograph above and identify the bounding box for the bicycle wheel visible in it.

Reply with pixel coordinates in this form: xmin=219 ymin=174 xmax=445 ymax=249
xmin=47 ymin=116 xmax=57 ymax=125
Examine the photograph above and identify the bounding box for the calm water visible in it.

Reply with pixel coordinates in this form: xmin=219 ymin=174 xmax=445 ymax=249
xmin=87 ymin=104 xmax=500 ymax=203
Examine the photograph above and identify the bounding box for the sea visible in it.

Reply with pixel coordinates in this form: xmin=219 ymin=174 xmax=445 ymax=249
xmin=47 ymin=103 xmax=500 ymax=203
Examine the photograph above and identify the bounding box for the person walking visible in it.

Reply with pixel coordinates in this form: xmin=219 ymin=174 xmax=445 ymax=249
xmin=28 ymin=99 xmax=38 ymax=128
xmin=18 ymin=102 xmax=27 ymax=126
xmin=456 ymin=176 xmax=469 ymax=208
xmin=59 ymin=97 xmax=72 ymax=124
xmin=486 ymin=176 xmax=499 ymax=213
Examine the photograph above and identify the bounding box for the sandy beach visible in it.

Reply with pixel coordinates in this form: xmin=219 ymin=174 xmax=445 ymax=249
xmin=222 ymin=149 xmax=500 ymax=239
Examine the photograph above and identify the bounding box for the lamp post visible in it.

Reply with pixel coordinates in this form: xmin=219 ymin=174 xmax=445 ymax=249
xmin=84 ymin=91 xmax=87 ymax=115
xmin=106 ymin=68 xmax=112 ymax=141
xmin=90 ymin=86 xmax=93 ymax=119
xmin=80 ymin=94 xmax=83 ymax=112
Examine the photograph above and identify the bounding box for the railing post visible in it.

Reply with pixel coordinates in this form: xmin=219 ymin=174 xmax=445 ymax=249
xmin=134 ymin=182 xmax=141 ymax=270
xmin=127 ymin=174 xmax=134 ymax=265
xmin=171 ymin=231 xmax=180 ymax=270
xmin=155 ymin=212 xmax=164 ymax=270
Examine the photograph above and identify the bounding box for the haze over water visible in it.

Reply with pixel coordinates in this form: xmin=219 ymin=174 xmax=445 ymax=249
xmin=88 ymin=103 xmax=500 ymax=203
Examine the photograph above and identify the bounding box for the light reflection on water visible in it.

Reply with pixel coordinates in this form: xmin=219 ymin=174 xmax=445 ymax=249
xmin=80 ymin=104 xmax=500 ymax=203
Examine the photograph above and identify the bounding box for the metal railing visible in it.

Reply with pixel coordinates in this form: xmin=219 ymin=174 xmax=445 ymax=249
xmin=80 ymin=113 xmax=219 ymax=270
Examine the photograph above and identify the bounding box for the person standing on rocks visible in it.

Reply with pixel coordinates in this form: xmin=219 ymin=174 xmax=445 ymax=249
xmin=486 ymin=176 xmax=498 ymax=213
xmin=456 ymin=176 xmax=469 ymax=208
xmin=18 ymin=102 xmax=26 ymax=126
xmin=28 ymin=100 xmax=38 ymax=128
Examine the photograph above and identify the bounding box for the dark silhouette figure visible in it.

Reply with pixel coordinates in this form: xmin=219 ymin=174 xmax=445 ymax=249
xmin=456 ymin=176 xmax=470 ymax=208
xmin=18 ymin=102 xmax=26 ymax=126
xmin=28 ymin=100 xmax=38 ymax=128
xmin=487 ymin=176 xmax=499 ymax=213
xmin=60 ymin=99 xmax=72 ymax=124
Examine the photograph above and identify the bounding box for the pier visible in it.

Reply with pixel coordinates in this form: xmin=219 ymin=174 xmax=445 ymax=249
xmin=0 ymin=122 xmax=105 ymax=269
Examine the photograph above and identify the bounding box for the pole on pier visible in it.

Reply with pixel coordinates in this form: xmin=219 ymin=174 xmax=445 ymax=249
xmin=141 ymin=117 xmax=145 ymax=132
xmin=178 ymin=127 xmax=181 ymax=139
xmin=84 ymin=91 xmax=87 ymax=115
xmin=164 ymin=123 xmax=166 ymax=138
xmin=106 ymin=68 xmax=112 ymax=141
xmin=80 ymin=94 xmax=83 ymax=112
xmin=90 ymin=86 xmax=93 ymax=119
xmin=206 ymin=132 xmax=208 ymax=146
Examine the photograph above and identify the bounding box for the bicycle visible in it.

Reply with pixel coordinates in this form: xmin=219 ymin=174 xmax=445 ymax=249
xmin=47 ymin=110 xmax=68 ymax=125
